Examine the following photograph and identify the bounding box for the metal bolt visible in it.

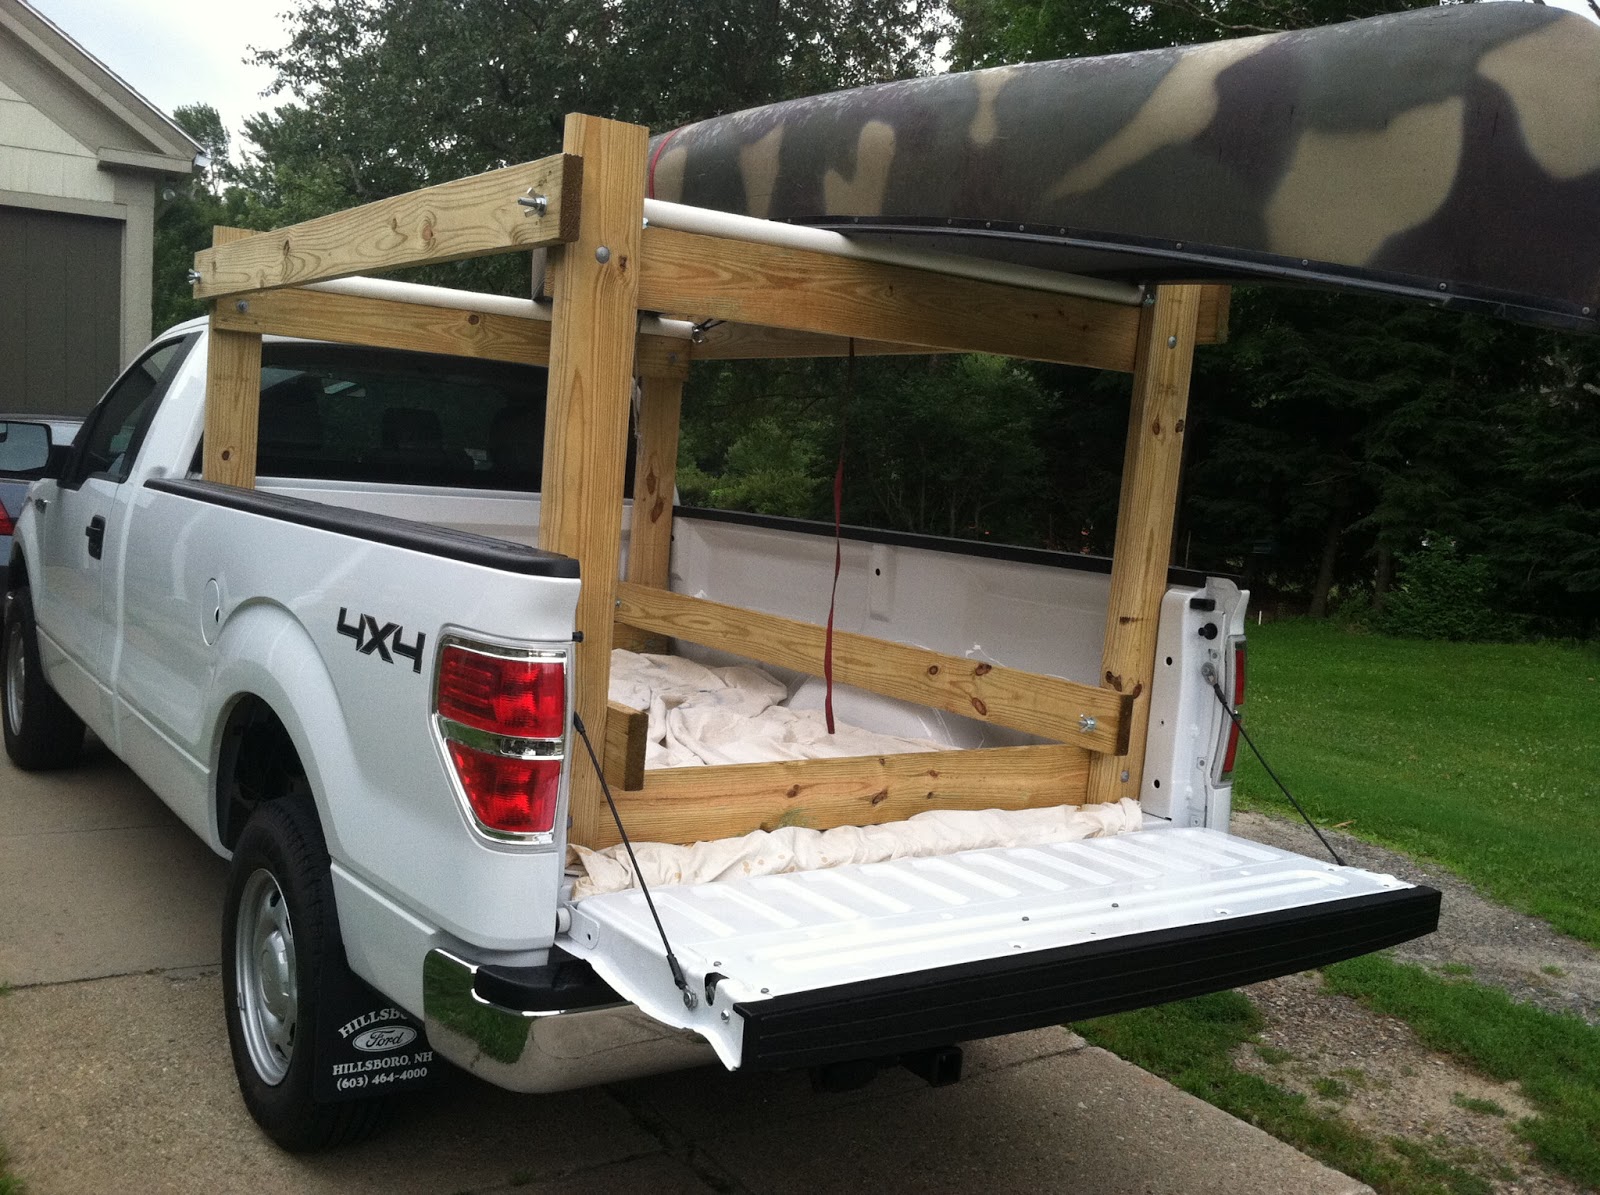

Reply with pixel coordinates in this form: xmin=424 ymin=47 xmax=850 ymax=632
xmin=760 ymin=987 xmax=769 ymax=994
xmin=186 ymin=269 xmax=202 ymax=284
xmin=235 ymin=300 xmax=249 ymax=314
xmin=1300 ymin=259 xmax=1309 ymax=267
xmin=1120 ymin=770 xmax=1130 ymax=782
xmin=1438 ymin=282 xmax=1448 ymax=291
xmin=681 ymin=988 xmax=698 ymax=1010
xmin=1167 ymin=335 xmax=1178 ymax=348
xmin=517 ymin=191 xmax=548 ymax=216
xmin=595 ymin=245 xmax=611 ymax=263
xmin=1079 ymin=714 xmax=1097 ymax=734
xmin=720 ymin=1010 xmax=730 ymax=1022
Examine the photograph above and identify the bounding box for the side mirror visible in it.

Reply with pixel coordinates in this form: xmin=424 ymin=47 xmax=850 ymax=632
xmin=0 ymin=421 xmax=56 ymax=480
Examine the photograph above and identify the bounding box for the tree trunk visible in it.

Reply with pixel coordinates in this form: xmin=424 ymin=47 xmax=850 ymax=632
xmin=1374 ymin=544 xmax=1394 ymax=614
xmin=1308 ymin=512 xmax=1343 ymax=619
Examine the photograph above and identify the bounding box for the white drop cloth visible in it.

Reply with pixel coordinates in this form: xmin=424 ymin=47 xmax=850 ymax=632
xmin=568 ymin=798 xmax=1142 ymax=898
xmin=607 ymin=649 xmax=948 ymax=769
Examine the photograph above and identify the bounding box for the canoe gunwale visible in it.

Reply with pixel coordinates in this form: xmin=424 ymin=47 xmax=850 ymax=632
xmin=789 ymin=216 xmax=1599 ymax=335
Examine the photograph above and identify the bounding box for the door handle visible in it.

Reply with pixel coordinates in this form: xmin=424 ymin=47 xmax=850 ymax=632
xmin=85 ymin=515 xmax=105 ymax=560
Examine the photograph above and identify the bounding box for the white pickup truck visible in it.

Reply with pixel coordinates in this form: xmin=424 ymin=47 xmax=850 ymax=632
xmin=0 ymin=314 xmax=1439 ymax=1149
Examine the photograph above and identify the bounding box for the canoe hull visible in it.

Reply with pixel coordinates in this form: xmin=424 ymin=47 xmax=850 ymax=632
xmin=651 ymin=6 xmax=1600 ymax=331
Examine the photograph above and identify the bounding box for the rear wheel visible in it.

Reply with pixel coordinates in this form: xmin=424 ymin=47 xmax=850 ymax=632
xmin=2 ymin=585 xmax=84 ymax=770
xmin=222 ymin=798 xmax=386 ymax=1151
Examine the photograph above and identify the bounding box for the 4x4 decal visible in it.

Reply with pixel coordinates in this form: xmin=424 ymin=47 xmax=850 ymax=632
xmin=337 ymin=607 xmax=426 ymax=673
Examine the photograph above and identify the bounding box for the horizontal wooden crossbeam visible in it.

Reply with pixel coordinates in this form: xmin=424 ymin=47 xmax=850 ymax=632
xmin=209 ymin=285 xmax=689 ymax=379
xmin=589 ymin=742 xmax=1090 ymax=847
xmin=192 ymin=153 xmax=581 ymax=300
xmin=684 ymin=284 xmax=1232 ymax=362
xmin=638 ymin=225 xmax=1145 ymax=372
xmin=614 ymin=582 xmax=1131 ymax=754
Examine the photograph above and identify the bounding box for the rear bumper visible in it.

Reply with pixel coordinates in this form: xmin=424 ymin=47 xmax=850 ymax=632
xmin=421 ymin=949 xmax=714 ymax=1092
xmin=734 ymin=885 xmax=1441 ymax=1071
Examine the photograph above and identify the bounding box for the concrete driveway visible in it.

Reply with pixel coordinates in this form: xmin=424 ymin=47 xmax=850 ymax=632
xmin=0 ymin=741 xmax=1371 ymax=1194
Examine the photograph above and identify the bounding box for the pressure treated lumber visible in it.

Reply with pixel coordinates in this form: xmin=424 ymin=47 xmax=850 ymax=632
xmin=209 ymin=285 xmax=689 ymax=378
xmin=191 ymin=153 xmax=581 ymax=300
xmin=603 ymin=700 xmax=649 ymax=792
xmin=202 ymin=227 xmax=262 ymax=488
xmin=614 ymin=582 xmax=1131 ymax=754
xmin=626 ymin=374 xmax=684 ymax=587
xmin=590 ymin=743 xmax=1090 ymax=847
xmin=683 ymin=283 xmax=1231 ymax=362
xmin=1086 ymin=284 xmax=1205 ymax=804
xmin=638 ymin=225 xmax=1144 ymax=372
xmin=539 ymin=116 xmax=648 ymax=850
xmin=1197 ymin=284 xmax=1230 ymax=344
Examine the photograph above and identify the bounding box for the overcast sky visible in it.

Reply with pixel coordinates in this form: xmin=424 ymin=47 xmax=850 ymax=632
xmin=27 ymin=0 xmax=1600 ymax=156
xmin=29 ymin=0 xmax=289 ymax=147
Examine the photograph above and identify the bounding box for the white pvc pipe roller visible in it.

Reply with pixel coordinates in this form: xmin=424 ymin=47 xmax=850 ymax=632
xmin=306 ymin=275 xmax=697 ymax=340
xmin=642 ymin=198 xmax=1146 ymax=307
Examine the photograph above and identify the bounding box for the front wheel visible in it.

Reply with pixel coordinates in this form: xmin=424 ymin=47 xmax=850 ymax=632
xmin=222 ymin=798 xmax=386 ymax=1151
xmin=2 ymin=585 xmax=84 ymax=770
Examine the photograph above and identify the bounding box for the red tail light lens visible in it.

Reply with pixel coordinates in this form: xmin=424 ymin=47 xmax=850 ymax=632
xmin=438 ymin=646 xmax=564 ymax=739
xmin=445 ymin=742 xmax=560 ymax=834
xmin=0 ymin=497 xmax=13 ymax=537
xmin=435 ymin=639 xmax=567 ymax=839
xmin=1219 ymin=639 xmax=1246 ymax=781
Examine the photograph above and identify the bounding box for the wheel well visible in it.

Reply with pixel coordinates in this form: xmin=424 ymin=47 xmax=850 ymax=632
xmin=5 ymin=548 xmax=25 ymax=597
xmin=216 ymin=696 xmax=311 ymax=851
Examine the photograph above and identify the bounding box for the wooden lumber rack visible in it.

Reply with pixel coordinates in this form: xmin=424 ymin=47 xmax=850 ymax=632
xmin=193 ymin=114 xmax=1227 ymax=850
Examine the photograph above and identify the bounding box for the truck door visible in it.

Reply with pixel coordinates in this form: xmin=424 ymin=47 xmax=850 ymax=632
xmin=31 ymin=338 xmax=191 ymax=736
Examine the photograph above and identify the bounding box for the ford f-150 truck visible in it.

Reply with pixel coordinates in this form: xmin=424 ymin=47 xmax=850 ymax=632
xmin=0 ymin=309 xmax=1439 ymax=1149
xmin=66 ymin=15 xmax=1600 ymax=1136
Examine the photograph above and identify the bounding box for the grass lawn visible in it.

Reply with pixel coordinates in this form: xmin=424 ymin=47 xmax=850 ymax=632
xmin=1230 ymin=620 xmax=1600 ymax=946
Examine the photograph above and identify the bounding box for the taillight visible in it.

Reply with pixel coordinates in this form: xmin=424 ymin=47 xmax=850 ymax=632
xmin=438 ymin=646 xmax=564 ymax=738
xmin=435 ymin=639 xmax=567 ymax=839
xmin=445 ymin=743 xmax=561 ymax=834
xmin=1217 ymin=638 xmax=1247 ymax=782
xmin=0 ymin=497 xmax=13 ymax=537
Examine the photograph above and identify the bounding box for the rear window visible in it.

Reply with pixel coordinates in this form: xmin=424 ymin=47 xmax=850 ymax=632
xmin=255 ymin=344 xmax=547 ymax=491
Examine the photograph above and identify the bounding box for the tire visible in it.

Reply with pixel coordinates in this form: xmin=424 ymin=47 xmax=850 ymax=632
xmin=2 ymin=585 xmax=84 ymax=770
xmin=222 ymin=798 xmax=387 ymax=1151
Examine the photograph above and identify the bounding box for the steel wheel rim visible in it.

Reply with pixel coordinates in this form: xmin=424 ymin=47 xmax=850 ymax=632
xmin=4 ymin=619 xmax=24 ymax=739
xmin=235 ymin=867 xmax=298 ymax=1085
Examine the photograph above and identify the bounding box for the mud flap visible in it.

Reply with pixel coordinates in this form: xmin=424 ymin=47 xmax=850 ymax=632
xmin=314 ymin=966 xmax=439 ymax=1102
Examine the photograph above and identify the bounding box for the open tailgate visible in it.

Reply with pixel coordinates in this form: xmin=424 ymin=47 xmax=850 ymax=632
xmin=558 ymin=827 xmax=1439 ymax=1072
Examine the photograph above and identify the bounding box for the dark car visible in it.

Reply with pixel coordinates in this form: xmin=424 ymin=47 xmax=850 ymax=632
xmin=1 ymin=415 xmax=83 ymax=593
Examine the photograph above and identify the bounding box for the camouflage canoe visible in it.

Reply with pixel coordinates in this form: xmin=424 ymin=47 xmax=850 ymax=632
xmin=650 ymin=4 xmax=1600 ymax=332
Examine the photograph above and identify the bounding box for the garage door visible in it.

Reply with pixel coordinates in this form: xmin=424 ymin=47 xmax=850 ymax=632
xmin=0 ymin=205 xmax=122 ymax=416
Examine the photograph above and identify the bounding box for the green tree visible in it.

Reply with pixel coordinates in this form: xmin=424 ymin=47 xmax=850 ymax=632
xmin=151 ymin=103 xmax=234 ymax=334
xmin=240 ymin=0 xmax=943 ymax=265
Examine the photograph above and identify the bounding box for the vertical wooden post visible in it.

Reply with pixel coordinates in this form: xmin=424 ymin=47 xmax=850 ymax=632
xmin=538 ymin=115 xmax=649 ymax=849
xmin=1086 ymin=284 xmax=1204 ymax=804
xmin=626 ymin=373 xmax=685 ymax=588
xmin=201 ymin=226 xmax=261 ymax=488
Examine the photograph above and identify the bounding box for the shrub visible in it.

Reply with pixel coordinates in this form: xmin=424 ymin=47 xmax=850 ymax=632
xmin=1379 ymin=538 xmax=1503 ymax=641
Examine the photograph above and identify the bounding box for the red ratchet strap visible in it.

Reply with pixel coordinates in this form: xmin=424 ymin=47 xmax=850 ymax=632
xmin=824 ymin=342 xmax=855 ymax=734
